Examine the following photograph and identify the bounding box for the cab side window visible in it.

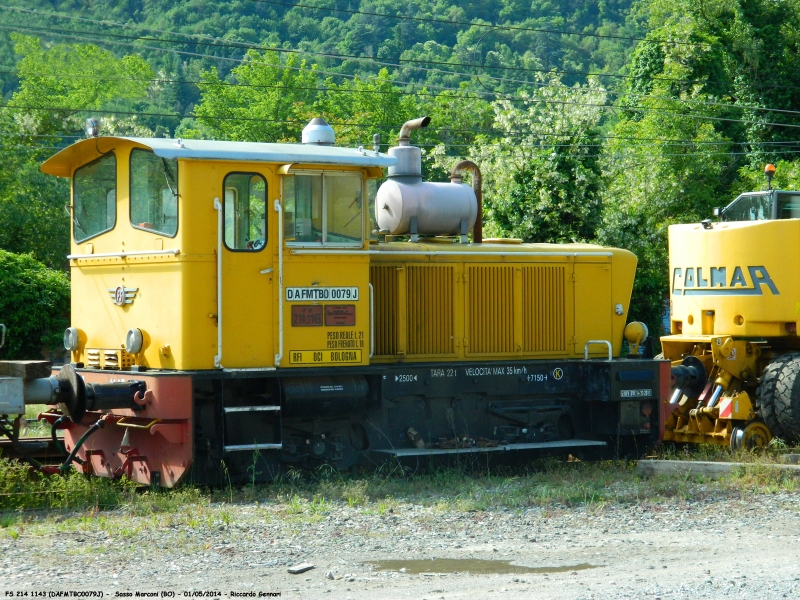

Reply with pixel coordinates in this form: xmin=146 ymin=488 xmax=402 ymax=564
xmin=73 ymin=152 xmax=116 ymax=243
xmin=283 ymin=173 xmax=363 ymax=246
xmin=777 ymin=192 xmax=800 ymax=219
xmin=130 ymin=149 xmax=178 ymax=236
xmin=224 ymin=173 xmax=267 ymax=251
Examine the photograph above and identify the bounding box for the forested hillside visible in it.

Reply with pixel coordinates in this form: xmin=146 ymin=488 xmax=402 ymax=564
xmin=1 ymin=0 xmax=800 ymax=346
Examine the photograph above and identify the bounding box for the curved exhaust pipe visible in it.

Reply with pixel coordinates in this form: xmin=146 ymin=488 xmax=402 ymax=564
xmin=398 ymin=116 xmax=431 ymax=145
xmin=450 ymin=161 xmax=483 ymax=244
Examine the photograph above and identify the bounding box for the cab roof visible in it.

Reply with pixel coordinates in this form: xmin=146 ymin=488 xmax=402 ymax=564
xmin=41 ymin=136 xmax=397 ymax=177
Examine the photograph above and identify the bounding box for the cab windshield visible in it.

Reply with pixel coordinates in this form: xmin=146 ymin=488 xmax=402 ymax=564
xmin=721 ymin=193 xmax=771 ymax=222
xmin=721 ymin=191 xmax=800 ymax=222
xmin=73 ymin=153 xmax=116 ymax=242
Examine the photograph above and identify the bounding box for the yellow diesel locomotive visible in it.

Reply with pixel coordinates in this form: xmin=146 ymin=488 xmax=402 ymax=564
xmin=1 ymin=117 xmax=667 ymax=486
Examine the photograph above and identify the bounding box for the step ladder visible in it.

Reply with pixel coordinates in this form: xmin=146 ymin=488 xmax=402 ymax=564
xmin=222 ymin=404 xmax=283 ymax=454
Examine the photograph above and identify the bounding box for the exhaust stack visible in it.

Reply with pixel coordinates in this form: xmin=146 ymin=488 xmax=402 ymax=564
xmin=376 ymin=117 xmax=482 ymax=243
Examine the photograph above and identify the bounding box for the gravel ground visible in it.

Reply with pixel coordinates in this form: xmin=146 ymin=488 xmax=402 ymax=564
xmin=1 ymin=490 xmax=799 ymax=599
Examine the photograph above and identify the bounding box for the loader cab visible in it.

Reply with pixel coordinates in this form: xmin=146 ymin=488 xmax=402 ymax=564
xmin=719 ymin=189 xmax=800 ymax=222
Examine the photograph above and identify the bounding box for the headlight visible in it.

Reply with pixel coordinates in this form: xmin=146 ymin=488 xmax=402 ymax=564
xmin=125 ymin=328 xmax=144 ymax=354
xmin=63 ymin=327 xmax=79 ymax=352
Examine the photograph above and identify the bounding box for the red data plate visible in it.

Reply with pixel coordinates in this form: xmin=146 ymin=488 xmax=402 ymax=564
xmin=292 ymin=305 xmax=323 ymax=327
xmin=325 ymin=305 xmax=356 ymax=326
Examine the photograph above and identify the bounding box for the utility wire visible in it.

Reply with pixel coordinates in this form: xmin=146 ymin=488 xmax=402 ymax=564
xmin=6 ymin=19 xmax=800 ymax=125
xmin=2 ymin=127 xmax=799 ymax=148
xmin=5 ymin=5 xmax=800 ymax=95
xmin=248 ymin=0 xmax=691 ymax=45
xmin=2 ymin=62 xmax=800 ymax=122
xmin=5 ymin=26 xmax=800 ymax=132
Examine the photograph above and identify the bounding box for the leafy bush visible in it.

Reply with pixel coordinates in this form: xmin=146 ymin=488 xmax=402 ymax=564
xmin=0 ymin=250 xmax=69 ymax=360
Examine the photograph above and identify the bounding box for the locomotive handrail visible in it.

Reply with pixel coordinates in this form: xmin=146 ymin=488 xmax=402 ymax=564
xmin=584 ymin=340 xmax=613 ymax=361
xmin=214 ymin=197 xmax=223 ymax=368
xmin=369 ymin=283 xmax=374 ymax=359
xmin=67 ymin=249 xmax=181 ymax=260
xmin=115 ymin=417 xmax=162 ymax=430
xmin=289 ymin=249 xmax=613 ymax=257
xmin=274 ymin=198 xmax=284 ymax=367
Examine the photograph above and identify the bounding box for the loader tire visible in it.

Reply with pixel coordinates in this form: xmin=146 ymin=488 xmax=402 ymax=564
xmin=759 ymin=353 xmax=800 ymax=442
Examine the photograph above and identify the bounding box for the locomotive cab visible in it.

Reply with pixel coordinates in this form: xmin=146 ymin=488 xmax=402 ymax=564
xmin=42 ymin=133 xmax=391 ymax=371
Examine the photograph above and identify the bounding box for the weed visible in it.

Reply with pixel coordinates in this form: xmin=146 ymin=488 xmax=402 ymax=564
xmin=286 ymin=494 xmax=304 ymax=515
xmin=310 ymin=495 xmax=328 ymax=515
xmin=248 ymin=448 xmax=262 ymax=488
xmin=0 ymin=514 xmax=16 ymax=528
xmin=342 ymin=480 xmax=368 ymax=507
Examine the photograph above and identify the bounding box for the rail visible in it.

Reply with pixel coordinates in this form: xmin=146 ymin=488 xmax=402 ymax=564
xmin=274 ymin=198 xmax=284 ymax=367
xmin=213 ymin=197 xmax=223 ymax=368
xmin=67 ymin=249 xmax=181 ymax=260
xmin=289 ymin=249 xmax=613 ymax=258
xmin=584 ymin=340 xmax=613 ymax=361
xmin=368 ymin=283 xmax=375 ymax=359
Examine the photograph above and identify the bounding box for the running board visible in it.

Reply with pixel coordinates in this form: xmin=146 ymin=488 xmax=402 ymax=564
xmin=223 ymin=405 xmax=280 ymax=413
xmin=372 ymin=439 xmax=606 ymax=457
xmin=224 ymin=443 xmax=282 ymax=453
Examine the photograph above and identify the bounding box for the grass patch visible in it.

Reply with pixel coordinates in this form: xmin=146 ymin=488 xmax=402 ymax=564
xmin=209 ymin=456 xmax=799 ymax=513
xmin=0 ymin=445 xmax=798 ymax=529
xmin=0 ymin=458 xmax=138 ymax=512
xmin=654 ymin=440 xmax=800 ymax=463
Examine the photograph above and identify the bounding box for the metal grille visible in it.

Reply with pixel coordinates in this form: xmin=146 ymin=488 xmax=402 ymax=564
xmin=407 ymin=266 xmax=454 ymax=355
xmin=86 ymin=348 xmax=134 ymax=370
xmin=369 ymin=265 xmax=398 ymax=356
xmin=86 ymin=349 xmax=101 ymax=369
xmin=522 ymin=266 xmax=566 ymax=352
xmin=468 ymin=266 xmax=515 ymax=354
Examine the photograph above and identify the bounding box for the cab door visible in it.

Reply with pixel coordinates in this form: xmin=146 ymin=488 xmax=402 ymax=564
xmin=220 ymin=170 xmax=274 ymax=367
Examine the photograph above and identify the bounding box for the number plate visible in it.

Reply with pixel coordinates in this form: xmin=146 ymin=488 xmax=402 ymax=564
xmin=620 ymin=388 xmax=652 ymax=398
xmin=286 ymin=287 xmax=359 ymax=301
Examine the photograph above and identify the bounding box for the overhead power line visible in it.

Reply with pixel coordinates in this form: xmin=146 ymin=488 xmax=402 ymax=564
xmin=5 ymin=7 xmax=800 ymax=97
xmin=5 ymin=24 xmax=800 ymax=131
xmin=249 ymin=0 xmax=695 ymax=46
xmin=0 ymin=5 xmax=730 ymax=87
xmin=3 ymin=62 xmax=800 ymax=122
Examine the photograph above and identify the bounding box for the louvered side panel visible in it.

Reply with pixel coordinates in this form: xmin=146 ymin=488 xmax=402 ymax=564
xmin=369 ymin=265 xmax=398 ymax=356
xmin=406 ymin=266 xmax=454 ymax=355
xmin=467 ymin=266 xmax=515 ymax=354
xmin=522 ymin=266 xmax=566 ymax=353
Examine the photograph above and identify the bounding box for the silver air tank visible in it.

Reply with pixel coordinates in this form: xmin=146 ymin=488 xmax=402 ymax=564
xmin=376 ymin=117 xmax=478 ymax=241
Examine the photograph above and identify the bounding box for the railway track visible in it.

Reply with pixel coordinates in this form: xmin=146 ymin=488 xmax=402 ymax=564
xmin=0 ymin=436 xmax=63 ymax=463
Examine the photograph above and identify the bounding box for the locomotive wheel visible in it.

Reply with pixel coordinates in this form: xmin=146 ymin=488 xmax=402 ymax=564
xmin=758 ymin=353 xmax=800 ymax=442
xmin=730 ymin=420 xmax=772 ymax=450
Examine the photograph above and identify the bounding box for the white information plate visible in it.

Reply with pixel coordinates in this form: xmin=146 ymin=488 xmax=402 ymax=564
xmin=286 ymin=287 xmax=359 ymax=301
xmin=620 ymin=388 xmax=652 ymax=398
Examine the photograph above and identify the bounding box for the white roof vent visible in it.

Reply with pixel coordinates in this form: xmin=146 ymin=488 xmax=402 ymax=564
xmin=302 ymin=117 xmax=335 ymax=146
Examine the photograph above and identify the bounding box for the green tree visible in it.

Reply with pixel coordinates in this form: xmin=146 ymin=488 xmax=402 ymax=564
xmin=599 ymin=28 xmax=735 ymax=334
xmin=434 ymin=74 xmax=607 ymax=243
xmin=0 ymin=250 xmax=70 ymax=360
xmin=0 ymin=35 xmax=153 ymax=269
xmin=190 ymin=51 xmax=319 ymax=142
